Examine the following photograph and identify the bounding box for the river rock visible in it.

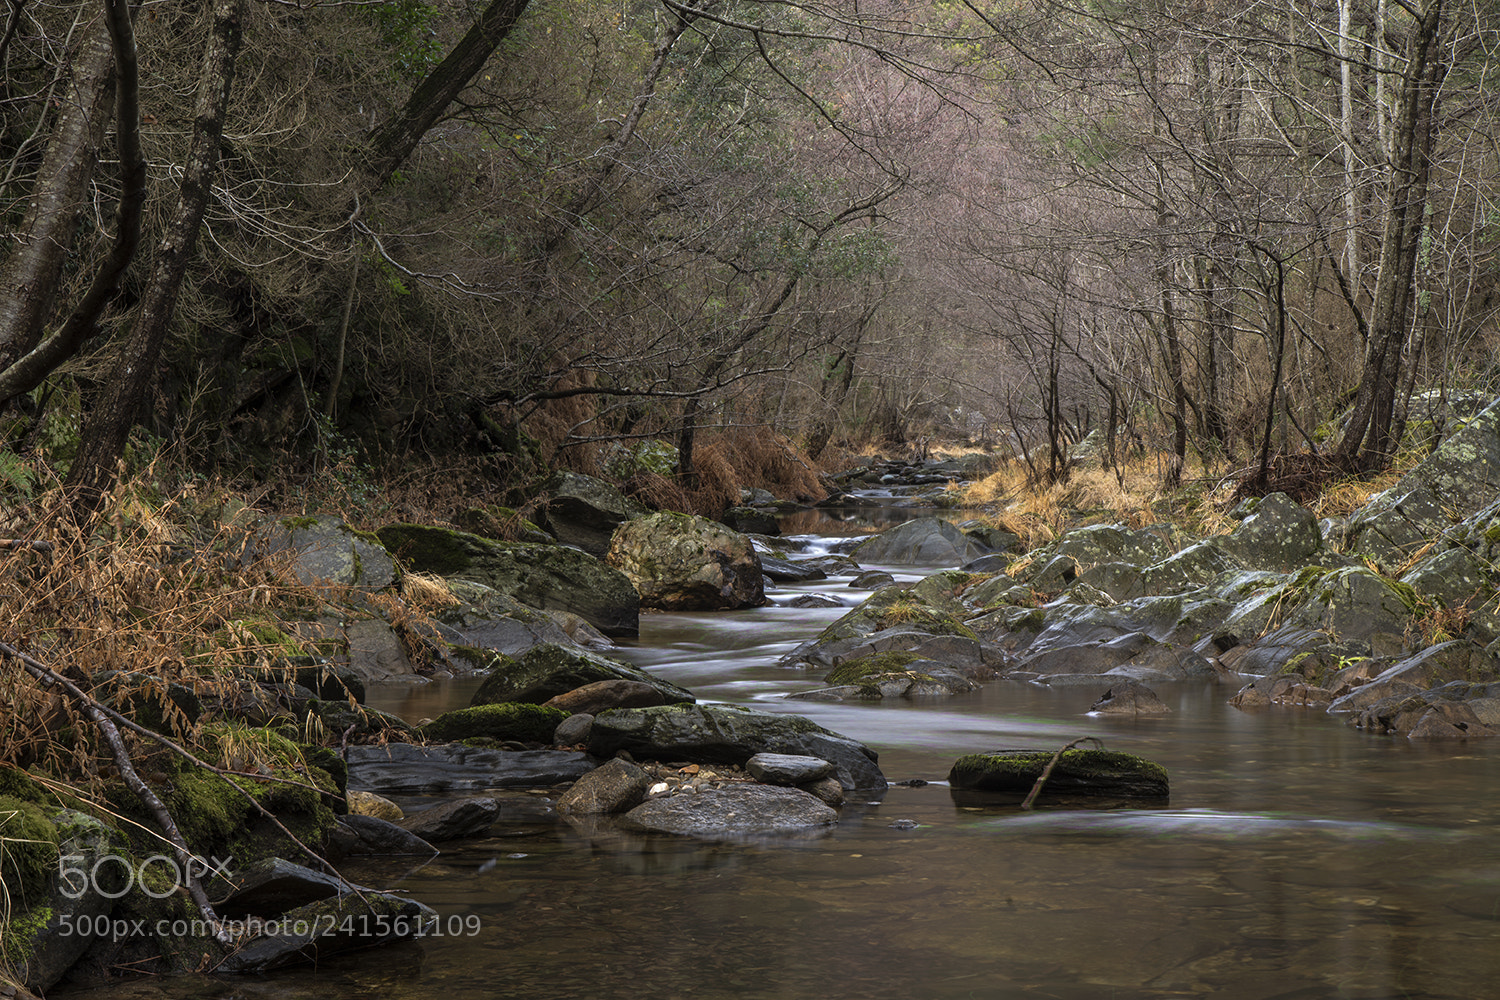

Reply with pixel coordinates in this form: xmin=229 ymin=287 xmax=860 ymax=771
xmin=212 ymin=858 xmax=350 ymax=919
xmin=760 ymin=554 xmax=827 ymax=582
xmin=327 ymin=815 xmax=437 ymax=857
xmin=722 ymin=506 xmax=780 ymax=536
xmin=787 ymin=594 xmax=843 ymax=609
xmin=851 ymin=518 xmax=989 ymax=565
xmin=398 ymin=796 xmax=500 ymax=840
xmin=253 ymin=515 xmax=397 ymax=590
xmin=1326 ymin=640 xmax=1500 ymax=714
xmin=948 ymin=748 xmax=1169 ymax=799
xmin=587 ymin=704 xmax=886 ymax=790
xmin=469 ymin=642 xmax=694 ymax=706
xmin=850 ymin=570 xmax=896 ymax=588
xmin=553 ymin=712 xmax=594 ymax=745
xmin=746 ymin=753 xmax=834 ymax=786
xmin=9 ymin=810 xmax=117 ymax=994
xmin=556 ymin=758 xmax=651 ymax=815
xmin=1346 ymin=396 xmax=1500 ymax=570
xmin=536 ymin=470 xmax=652 ymax=556
xmin=418 ymin=703 xmax=569 ymax=743
xmin=1220 ymin=492 xmax=1324 ymax=571
xmin=621 ymin=784 xmax=837 ymax=839
xmin=346 ymin=789 xmax=403 ymax=821
xmin=215 ymin=891 xmax=437 ymax=972
xmin=544 ymin=679 xmax=667 ymax=715
xmin=1089 ymin=680 xmax=1171 ymax=715
xmin=377 ymin=523 xmax=640 ymax=636
xmin=606 ymin=512 xmax=765 ymax=610
xmin=345 ymin=744 xmax=597 ymax=794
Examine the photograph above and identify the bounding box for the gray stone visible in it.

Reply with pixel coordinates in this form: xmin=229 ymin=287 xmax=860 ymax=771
xmin=553 ymin=712 xmax=594 ymax=745
xmin=215 ymin=891 xmax=438 ymax=972
xmin=345 ymin=744 xmax=597 ymax=794
xmin=851 ymin=518 xmax=990 ymax=565
xmin=621 ymin=784 xmax=837 ymax=839
xmin=787 ymin=594 xmax=843 ymax=609
xmin=327 ymin=814 xmax=437 ymax=857
xmin=538 ymin=470 xmax=652 ymax=556
xmin=397 ymin=796 xmax=500 ymax=841
xmin=470 ymin=642 xmax=694 ymax=707
xmin=255 ymin=516 xmax=397 ymax=590
xmin=1221 ymin=492 xmax=1323 ymax=571
xmin=556 ymin=758 xmax=651 ymax=815
xmin=543 ymin=679 xmax=667 ymax=715
xmin=587 ymin=703 xmax=886 ymax=791
xmin=800 ymin=776 xmax=845 ymax=807
xmin=377 ymin=523 xmax=640 ymax=636
xmin=1090 ymin=679 xmax=1172 ymax=715
xmin=948 ymin=748 xmax=1169 ymax=799
xmin=211 ymin=858 xmax=351 ymax=920
xmin=10 ymin=810 xmax=117 ymax=994
xmin=850 ymin=570 xmax=896 ymax=588
xmin=760 ymin=555 xmax=827 ymax=582
xmin=746 ymin=753 xmax=835 ymax=786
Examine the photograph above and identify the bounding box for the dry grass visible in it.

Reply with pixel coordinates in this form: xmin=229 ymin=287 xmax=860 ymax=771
xmin=960 ymin=453 xmax=1171 ymax=547
xmin=0 ymin=477 xmax=351 ymax=784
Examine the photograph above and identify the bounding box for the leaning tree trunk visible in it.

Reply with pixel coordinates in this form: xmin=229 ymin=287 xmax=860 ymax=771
xmin=67 ymin=0 xmax=248 ymax=518
xmin=0 ymin=13 xmax=116 ymax=375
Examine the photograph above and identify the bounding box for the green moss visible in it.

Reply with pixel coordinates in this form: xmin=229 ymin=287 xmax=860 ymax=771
xmin=418 ymin=703 xmax=569 ymax=743
xmin=376 ymin=523 xmax=479 ymax=576
xmin=2 ymin=902 xmax=53 ymax=966
xmin=824 ymin=651 xmax=923 ymax=686
xmin=949 ymin=749 xmax=1169 ymax=797
xmin=0 ymin=767 xmax=51 ymax=805
xmin=0 ymin=797 xmax=59 ymax=904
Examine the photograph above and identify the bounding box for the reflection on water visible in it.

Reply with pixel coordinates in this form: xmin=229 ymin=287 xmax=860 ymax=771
xmin=61 ymin=560 xmax=1500 ymax=1000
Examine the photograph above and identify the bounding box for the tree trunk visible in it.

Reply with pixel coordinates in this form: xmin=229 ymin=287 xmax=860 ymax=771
xmin=1333 ymin=0 xmax=1445 ymax=469
xmin=0 ymin=13 xmax=115 ymax=374
xmin=66 ymin=0 xmax=247 ymax=517
xmin=365 ymin=0 xmax=533 ymax=189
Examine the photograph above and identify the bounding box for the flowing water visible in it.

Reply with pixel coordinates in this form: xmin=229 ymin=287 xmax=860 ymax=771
xmin=62 ymin=526 xmax=1500 ymax=1000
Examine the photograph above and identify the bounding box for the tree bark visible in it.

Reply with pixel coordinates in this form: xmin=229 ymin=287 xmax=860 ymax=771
xmin=66 ymin=0 xmax=247 ymax=517
xmin=0 ymin=12 xmax=115 ymax=374
xmin=1333 ymin=0 xmax=1445 ymax=469
xmin=365 ymin=0 xmax=532 ymax=189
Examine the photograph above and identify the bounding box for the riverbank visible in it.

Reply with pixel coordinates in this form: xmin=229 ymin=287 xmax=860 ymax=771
xmin=6 ymin=400 xmax=1500 ymax=994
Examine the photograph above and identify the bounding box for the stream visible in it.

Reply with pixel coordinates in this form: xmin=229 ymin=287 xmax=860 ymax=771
xmin=62 ymin=517 xmax=1500 ymax=999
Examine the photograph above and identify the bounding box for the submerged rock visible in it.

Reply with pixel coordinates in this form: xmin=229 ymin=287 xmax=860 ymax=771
xmin=621 ymin=784 xmax=837 ymax=839
xmin=397 ymin=796 xmax=500 ymax=841
xmin=948 ymin=748 xmax=1169 ymax=799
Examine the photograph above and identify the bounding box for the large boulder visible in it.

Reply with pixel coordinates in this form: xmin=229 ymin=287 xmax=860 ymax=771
xmin=377 ymin=524 xmax=639 ymax=636
xmin=1346 ymin=397 xmax=1500 ymax=570
xmin=253 ymin=516 xmax=398 ymax=590
xmin=587 ymin=704 xmax=886 ymax=790
xmin=851 ymin=518 xmax=990 ymax=565
xmin=606 ymin=512 xmax=764 ymax=610
xmin=468 ymin=642 xmax=694 ymax=707
xmin=537 ymin=470 xmax=652 ymax=556
xmin=1220 ymin=493 xmax=1324 ymax=571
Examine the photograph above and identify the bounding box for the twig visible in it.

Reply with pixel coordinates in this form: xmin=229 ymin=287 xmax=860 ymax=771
xmin=1020 ymin=737 xmax=1104 ymax=810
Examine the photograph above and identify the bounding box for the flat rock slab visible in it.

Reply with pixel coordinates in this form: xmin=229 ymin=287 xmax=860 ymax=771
xmin=329 ymin=815 xmax=437 ymax=857
xmin=212 ymin=858 xmax=352 ymax=920
xmin=746 ymin=753 xmax=834 ymax=786
xmin=622 ymin=784 xmax=838 ymax=839
xmin=345 ymin=744 xmax=597 ymax=794
xmin=948 ymin=748 xmax=1169 ymax=799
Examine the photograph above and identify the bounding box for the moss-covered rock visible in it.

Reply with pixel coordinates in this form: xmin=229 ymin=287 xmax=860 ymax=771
xmin=418 ymin=703 xmax=569 ymax=743
xmin=947 ymin=748 xmax=1169 ymax=798
xmin=606 ymin=512 xmax=764 ymax=611
xmin=0 ymin=796 xmax=59 ymax=906
xmin=469 ymin=642 xmax=695 ymax=706
xmin=588 ymin=703 xmax=885 ymax=790
xmin=823 ymin=650 xmax=924 ymax=685
xmin=255 ymin=515 xmax=397 ymax=590
xmin=377 ymin=523 xmax=640 ymax=636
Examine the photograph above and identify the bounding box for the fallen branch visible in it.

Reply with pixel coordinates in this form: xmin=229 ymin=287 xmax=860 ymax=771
xmin=0 ymin=641 xmax=359 ymax=942
xmin=1020 ymin=736 xmax=1105 ymax=810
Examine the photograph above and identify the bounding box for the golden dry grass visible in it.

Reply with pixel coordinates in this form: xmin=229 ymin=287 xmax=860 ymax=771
xmin=960 ymin=453 xmax=1175 ymax=547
